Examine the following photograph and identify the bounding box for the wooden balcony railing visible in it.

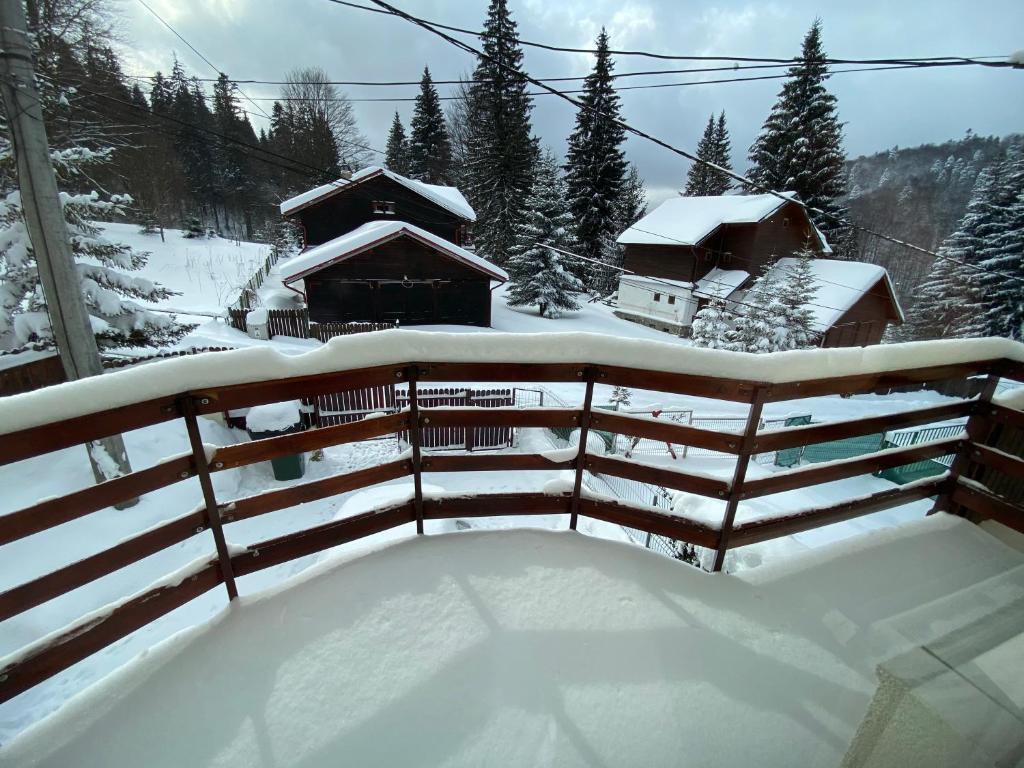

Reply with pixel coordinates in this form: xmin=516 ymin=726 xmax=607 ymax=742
xmin=1 ymin=338 xmax=1024 ymax=707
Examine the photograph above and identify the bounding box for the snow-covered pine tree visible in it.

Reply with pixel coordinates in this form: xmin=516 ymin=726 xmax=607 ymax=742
xmin=683 ymin=112 xmax=733 ymax=197
xmin=906 ymin=168 xmax=997 ymax=340
xmin=978 ymin=146 xmax=1024 ymax=338
xmin=774 ymin=249 xmax=819 ymax=349
xmin=747 ymin=20 xmax=849 ymax=252
xmin=505 ymin=149 xmax=582 ymax=317
xmin=564 ymin=29 xmax=627 ymax=290
xmin=464 ymin=0 xmax=535 ymax=266
xmin=385 ymin=111 xmax=411 ymax=176
xmin=731 ymin=261 xmax=785 ymax=353
xmin=408 ymin=67 xmax=452 ymax=184
xmin=690 ymin=297 xmax=735 ymax=349
xmin=617 ymin=164 xmax=648 ymax=231
xmin=609 ymin=386 xmax=632 ymax=409
xmin=0 ymin=146 xmax=190 ymax=350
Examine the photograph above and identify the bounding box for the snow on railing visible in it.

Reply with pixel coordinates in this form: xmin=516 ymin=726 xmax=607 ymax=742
xmin=1 ymin=333 xmax=1024 ymax=707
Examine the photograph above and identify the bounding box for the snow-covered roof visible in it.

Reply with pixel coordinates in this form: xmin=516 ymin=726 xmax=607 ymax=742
xmin=279 ymin=220 xmax=507 ymax=283
xmin=619 ymin=275 xmax=693 ymax=294
xmin=768 ymin=258 xmax=903 ymax=329
xmin=617 ymin=193 xmax=798 ymax=246
xmin=694 ymin=268 xmax=750 ymax=300
xmin=278 ymin=166 xmax=476 ymax=221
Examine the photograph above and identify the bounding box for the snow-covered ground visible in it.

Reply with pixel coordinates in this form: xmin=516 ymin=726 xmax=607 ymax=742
xmin=3 ymin=517 xmax=1022 ymax=767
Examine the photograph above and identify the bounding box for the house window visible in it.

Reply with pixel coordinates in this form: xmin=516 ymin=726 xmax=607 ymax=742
xmin=668 ymin=295 xmax=676 ymax=305
xmin=722 ymin=251 xmax=733 ymax=266
xmin=653 ymin=292 xmax=661 ymax=302
xmin=372 ymin=200 xmax=396 ymax=215
xmin=783 ymin=217 xmax=790 ymax=227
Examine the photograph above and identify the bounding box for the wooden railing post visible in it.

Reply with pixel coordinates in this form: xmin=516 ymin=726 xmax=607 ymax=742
xmin=569 ymin=367 xmax=596 ymax=530
xmin=405 ymin=366 xmax=426 ymax=534
xmin=933 ymin=374 xmax=1000 ymax=516
xmin=180 ymin=396 xmax=238 ymax=600
xmin=712 ymin=387 xmax=767 ymax=572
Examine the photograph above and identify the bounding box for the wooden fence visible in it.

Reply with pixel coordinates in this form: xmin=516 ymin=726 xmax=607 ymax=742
xmin=226 ymin=308 xmax=397 ymax=341
xmin=1 ymin=349 xmax=1024 ymax=706
xmin=0 ymin=351 xmax=64 ymax=396
xmin=395 ymin=387 xmax=515 ymax=450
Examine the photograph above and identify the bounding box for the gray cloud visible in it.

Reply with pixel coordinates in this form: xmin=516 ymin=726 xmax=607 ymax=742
xmin=120 ymin=0 xmax=1024 ymax=205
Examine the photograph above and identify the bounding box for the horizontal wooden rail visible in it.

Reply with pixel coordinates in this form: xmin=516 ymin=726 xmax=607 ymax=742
xmin=753 ymin=400 xmax=973 ymax=453
xmin=741 ymin=438 xmax=962 ymax=499
xmin=579 ymin=497 xmax=721 ymax=549
xmin=0 ymin=562 xmax=223 ymax=706
xmin=968 ymin=442 xmax=1024 ymax=481
xmin=421 ymin=493 xmax=570 ymax=519
xmin=211 ymin=412 xmax=409 ymax=471
xmin=0 ymin=510 xmax=207 ymax=622
xmin=951 ymin=482 xmax=1023 ymax=528
xmin=0 ymin=396 xmax=179 ymax=467
xmin=586 ymin=454 xmax=730 ymax=498
xmin=231 ymin=502 xmax=416 ymax=576
xmin=421 ymin=453 xmax=575 ymax=472
xmin=729 ymin=478 xmax=946 ymax=547
xmin=0 ymin=454 xmax=194 ymax=546
xmin=988 ymin=402 xmax=1024 ymax=431
xmin=588 ymin=410 xmax=739 ymax=453
xmin=419 ymin=407 xmax=581 ymax=429
xmin=220 ymin=459 xmax=412 ymax=524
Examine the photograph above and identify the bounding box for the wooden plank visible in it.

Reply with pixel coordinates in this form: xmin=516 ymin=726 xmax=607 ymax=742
xmin=763 ymin=360 xmax=1004 ymax=402
xmin=416 ymin=361 xmax=586 ymax=385
xmin=220 ymin=459 xmax=412 ymax=524
xmin=713 ymin=389 xmax=766 ymax=571
xmin=586 ymin=454 xmax=730 ymax=499
xmin=753 ymin=400 xmax=974 ymax=453
xmin=969 ymin=442 xmax=1024 ymax=481
xmin=0 ymin=454 xmax=194 ymax=546
xmin=741 ymin=438 xmax=962 ymax=499
xmin=407 ymin=372 xmax=425 ymax=534
xmin=0 ymin=397 xmax=179 ymax=466
xmin=420 ymin=407 xmax=581 ymax=430
xmin=0 ymin=510 xmax=206 ymax=621
xmin=571 ymin=374 xmax=597 ymax=530
xmin=951 ymin=483 xmax=1023 ymax=532
xmin=598 ymin=365 xmax=758 ymax=402
xmin=588 ymin=410 xmax=739 ymax=454
xmin=422 ymin=494 xmax=570 ymax=519
xmin=989 ymin=402 xmax=1024 ymax=431
xmin=231 ymin=503 xmax=416 ymax=576
xmin=210 ymin=412 xmax=408 ymax=471
xmin=729 ymin=479 xmax=945 ymax=547
xmin=421 ymin=453 xmax=575 ymax=472
xmin=0 ymin=563 xmax=222 ymax=705
xmin=579 ymin=498 xmax=721 ymax=549
xmin=189 ymin=364 xmax=403 ymax=414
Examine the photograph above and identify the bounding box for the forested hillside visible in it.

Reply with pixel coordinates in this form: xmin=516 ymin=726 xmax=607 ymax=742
xmin=845 ymin=132 xmax=1022 ymax=307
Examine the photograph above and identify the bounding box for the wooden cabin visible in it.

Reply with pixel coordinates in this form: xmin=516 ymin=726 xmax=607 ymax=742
xmin=614 ymin=193 xmax=903 ymax=345
xmin=278 ymin=167 xmax=506 ymax=327
xmin=279 ymin=221 xmax=507 ymax=327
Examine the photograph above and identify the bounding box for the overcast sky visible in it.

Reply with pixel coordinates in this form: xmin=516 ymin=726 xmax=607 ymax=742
xmin=117 ymin=0 xmax=1023 ymax=204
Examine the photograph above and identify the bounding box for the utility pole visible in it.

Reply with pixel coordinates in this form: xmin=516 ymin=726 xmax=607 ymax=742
xmin=0 ymin=0 xmax=136 ymax=500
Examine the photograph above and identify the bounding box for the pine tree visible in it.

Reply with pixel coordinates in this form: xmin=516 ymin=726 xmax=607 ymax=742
xmin=684 ymin=113 xmax=733 ymax=196
xmin=978 ymin=147 xmax=1024 ymax=338
xmin=610 ymin=386 xmax=632 ymax=409
xmin=690 ymin=297 xmax=736 ymax=349
xmin=464 ymin=0 xmax=535 ymax=266
xmin=505 ymin=149 xmax=583 ymax=317
xmin=731 ymin=261 xmax=785 ymax=353
xmin=747 ymin=20 xmax=849 ymax=251
xmin=906 ymin=168 xmax=997 ymax=340
xmin=408 ymin=68 xmax=452 ymax=184
xmin=385 ymin=111 xmax=411 ymax=176
xmin=564 ymin=29 xmax=628 ymax=289
xmin=774 ymin=249 xmax=819 ymax=349
xmin=617 ymin=164 xmax=648 ymax=231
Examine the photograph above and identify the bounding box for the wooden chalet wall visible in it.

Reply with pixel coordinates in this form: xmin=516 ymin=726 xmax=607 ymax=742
xmin=303 ymin=235 xmax=492 ymax=326
xmin=820 ymin=276 xmax=902 ymax=348
xmin=292 ymin=175 xmax=468 ymax=248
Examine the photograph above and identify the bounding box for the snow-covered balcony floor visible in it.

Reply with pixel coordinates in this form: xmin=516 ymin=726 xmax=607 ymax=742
xmin=4 ymin=515 xmax=1023 ymax=768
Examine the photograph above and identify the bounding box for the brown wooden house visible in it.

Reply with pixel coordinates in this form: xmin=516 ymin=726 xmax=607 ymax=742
xmin=614 ymin=193 xmax=903 ymax=345
xmin=278 ymin=167 xmax=506 ymax=327
xmin=280 ymin=221 xmax=507 ymax=327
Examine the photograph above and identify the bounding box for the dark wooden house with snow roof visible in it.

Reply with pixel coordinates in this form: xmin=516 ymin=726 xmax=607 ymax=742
xmin=278 ymin=167 xmax=506 ymax=327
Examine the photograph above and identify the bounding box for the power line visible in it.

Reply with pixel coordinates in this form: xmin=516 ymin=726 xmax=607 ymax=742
xmin=363 ymin=0 xmax=1024 ymax=289
xmin=328 ymin=0 xmax=1017 ymax=69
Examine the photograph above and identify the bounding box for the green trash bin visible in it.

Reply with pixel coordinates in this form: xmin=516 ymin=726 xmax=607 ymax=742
xmin=245 ymin=401 xmax=307 ymax=481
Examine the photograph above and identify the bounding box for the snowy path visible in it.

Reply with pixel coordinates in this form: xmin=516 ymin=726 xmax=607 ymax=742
xmin=3 ymin=517 xmax=1021 ymax=767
